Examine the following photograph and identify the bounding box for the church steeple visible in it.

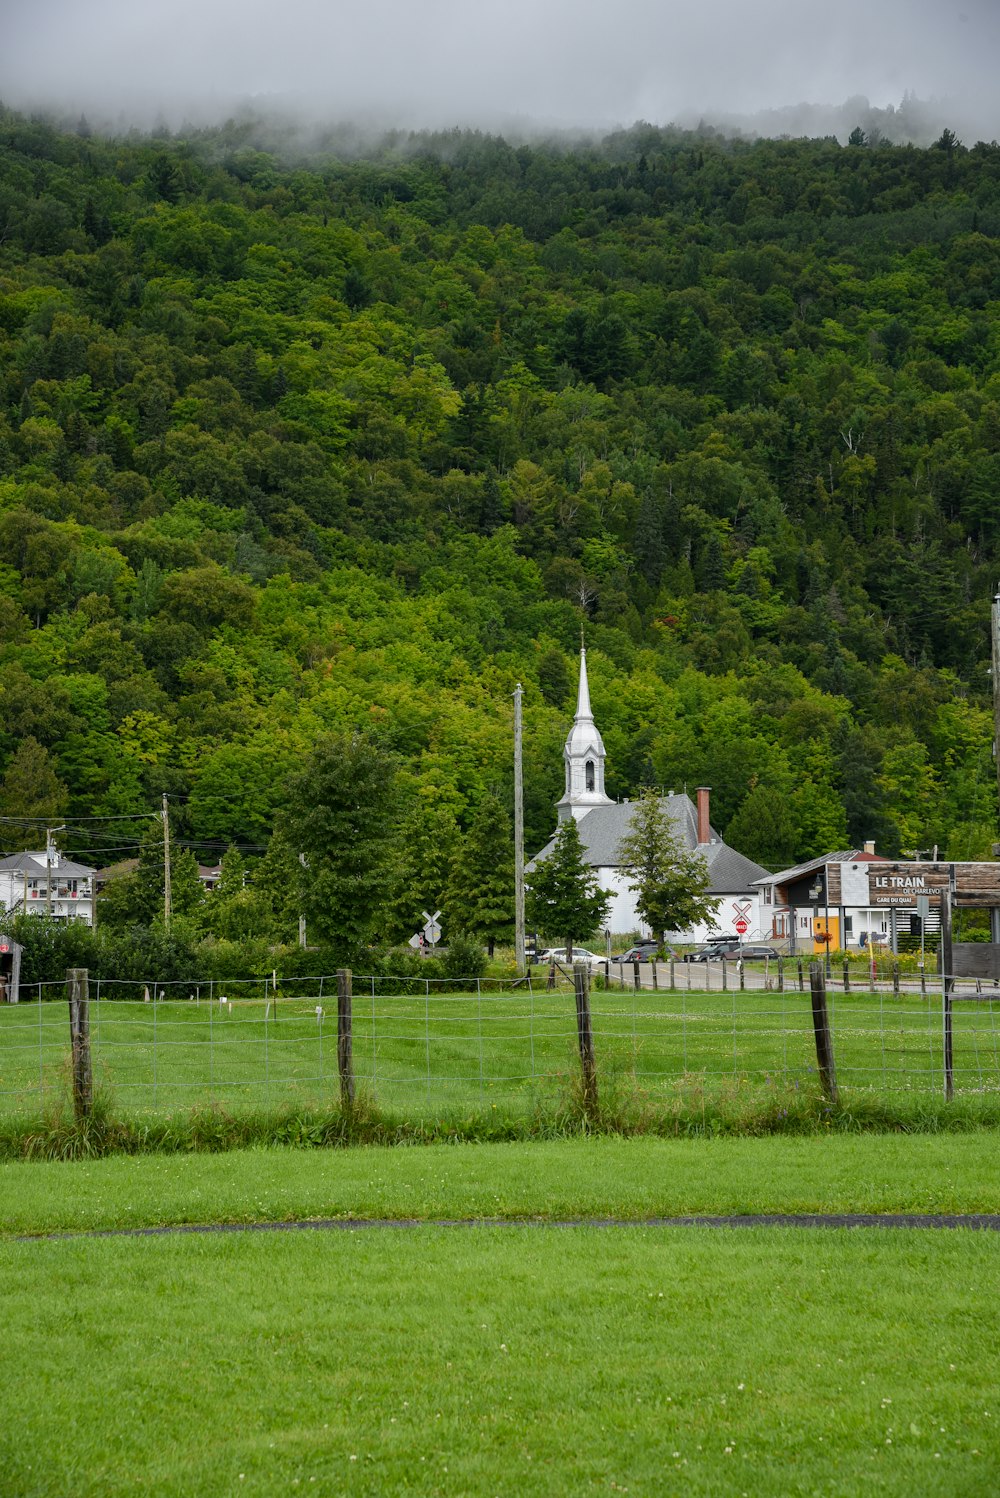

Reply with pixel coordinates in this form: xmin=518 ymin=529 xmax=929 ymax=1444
xmin=555 ymin=646 xmax=613 ymax=823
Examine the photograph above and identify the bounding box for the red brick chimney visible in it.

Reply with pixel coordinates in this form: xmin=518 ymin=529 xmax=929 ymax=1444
xmin=696 ymin=787 xmax=711 ymax=845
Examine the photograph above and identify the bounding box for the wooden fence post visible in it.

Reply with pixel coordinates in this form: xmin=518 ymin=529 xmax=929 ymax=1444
xmin=940 ymin=885 xmax=954 ymax=1101
xmin=669 ymin=956 xmax=675 ymax=992
xmin=336 ymin=968 xmax=355 ymax=1109
xmin=777 ymin=958 xmax=784 ymax=993
xmin=843 ymin=960 xmax=850 ymax=993
xmin=573 ymin=960 xmax=598 ymax=1120
xmin=797 ymin=958 xmax=804 ymax=992
xmin=633 ymin=958 xmax=641 ymax=993
xmin=67 ymin=968 xmax=92 ymax=1123
xmin=808 ymin=962 xmax=838 ymax=1103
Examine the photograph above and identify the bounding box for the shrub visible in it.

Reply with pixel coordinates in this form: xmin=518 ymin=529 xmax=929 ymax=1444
xmin=443 ymin=931 xmax=487 ymax=980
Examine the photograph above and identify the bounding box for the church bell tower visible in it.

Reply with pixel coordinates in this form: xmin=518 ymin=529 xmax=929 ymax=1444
xmin=556 ymin=646 xmax=614 ymax=823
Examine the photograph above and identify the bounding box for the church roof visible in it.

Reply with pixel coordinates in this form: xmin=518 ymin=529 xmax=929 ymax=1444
xmin=532 ymin=794 xmax=768 ymax=895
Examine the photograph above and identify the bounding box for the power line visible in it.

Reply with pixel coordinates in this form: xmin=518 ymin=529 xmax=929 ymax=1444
xmin=0 ymin=812 xmax=158 ymax=824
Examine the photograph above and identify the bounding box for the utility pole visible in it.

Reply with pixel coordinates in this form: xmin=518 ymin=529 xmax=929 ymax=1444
xmin=513 ymin=682 xmax=526 ymax=974
xmin=46 ymin=828 xmax=54 ymax=917
xmin=993 ymin=587 xmax=1000 ymax=824
xmin=162 ymin=793 xmax=172 ymax=932
xmin=45 ymin=826 xmax=65 ymax=918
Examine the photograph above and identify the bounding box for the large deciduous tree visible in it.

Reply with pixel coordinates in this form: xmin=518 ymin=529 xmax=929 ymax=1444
xmin=616 ymin=791 xmax=719 ymax=943
xmin=279 ymin=732 xmax=398 ymax=960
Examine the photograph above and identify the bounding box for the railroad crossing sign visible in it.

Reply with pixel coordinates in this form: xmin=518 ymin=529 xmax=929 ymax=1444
xmin=732 ymin=900 xmax=752 ymax=937
xmin=422 ymin=909 xmax=442 ymax=945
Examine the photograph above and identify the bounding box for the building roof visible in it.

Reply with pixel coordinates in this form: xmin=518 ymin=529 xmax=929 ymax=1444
xmin=0 ymin=850 xmax=96 ymax=878
xmin=753 ymin=849 xmax=881 ymax=887
xmin=93 ymin=859 xmax=139 ymax=883
xmin=532 ymin=793 xmax=769 ymax=895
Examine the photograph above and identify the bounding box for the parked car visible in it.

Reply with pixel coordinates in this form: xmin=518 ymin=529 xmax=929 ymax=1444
xmin=685 ymin=942 xmax=780 ymax=962
xmin=612 ymin=941 xmax=674 ymax=963
xmin=535 ymin=947 xmax=606 ymax=970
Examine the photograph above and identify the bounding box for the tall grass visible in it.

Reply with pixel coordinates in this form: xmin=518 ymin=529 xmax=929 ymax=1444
xmin=6 ymin=1069 xmax=1000 ymax=1161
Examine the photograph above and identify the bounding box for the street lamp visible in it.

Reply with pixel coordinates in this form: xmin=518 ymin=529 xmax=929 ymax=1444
xmin=808 ymin=880 xmax=826 ymax=973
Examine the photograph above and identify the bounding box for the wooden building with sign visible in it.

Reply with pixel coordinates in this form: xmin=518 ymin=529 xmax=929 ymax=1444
xmin=757 ymin=849 xmax=1000 ymax=960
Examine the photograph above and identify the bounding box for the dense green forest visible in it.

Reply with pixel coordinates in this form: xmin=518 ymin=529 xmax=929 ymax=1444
xmin=0 ymin=107 xmax=998 ymax=939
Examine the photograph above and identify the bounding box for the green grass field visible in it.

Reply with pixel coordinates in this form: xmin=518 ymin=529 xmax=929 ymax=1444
xmin=3 ymin=1171 xmax=1000 ymax=1494
xmin=5 ymin=1138 xmax=1000 ymax=1495
xmin=2 ymin=983 xmax=999 ymax=1123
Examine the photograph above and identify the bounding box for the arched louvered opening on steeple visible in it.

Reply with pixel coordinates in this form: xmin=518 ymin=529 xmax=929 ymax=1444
xmin=585 ymin=760 xmax=595 ymax=792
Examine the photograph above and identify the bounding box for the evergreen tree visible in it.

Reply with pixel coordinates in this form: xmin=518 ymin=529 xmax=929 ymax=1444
xmin=834 ymin=724 xmax=901 ymax=855
xmin=245 ymin=833 xmax=303 ymax=945
xmin=171 ymin=848 xmax=206 ymax=925
xmin=97 ymin=824 xmax=164 ymax=929
xmin=537 ymin=648 xmax=571 ymax=707
xmin=0 ymin=737 xmax=68 ymax=822
xmin=280 ymin=733 xmax=398 ymax=959
xmin=385 ymin=798 xmax=459 ymax=944
xmin=616 ymin=791 xmax=719 ymax=943
xmin=204 ymin=846 xmax=263 ymax=941
xmin=724 ymin=786 xmax=798 ymax=870
xmin=446 ymin=795 xmax=514 ymax=956
xmin=526 ymin=817 xmax=611 ymax=956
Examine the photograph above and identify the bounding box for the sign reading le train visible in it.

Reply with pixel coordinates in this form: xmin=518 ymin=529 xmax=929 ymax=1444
xmin=871 ymin=873 xmax=941 ymax=906
xmin=835 ymin=861 xmax=1000 ymax=910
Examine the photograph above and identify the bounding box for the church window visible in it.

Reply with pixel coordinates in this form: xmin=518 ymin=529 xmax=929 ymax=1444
xmin=585 ymin=760 xmax=595 ymax=792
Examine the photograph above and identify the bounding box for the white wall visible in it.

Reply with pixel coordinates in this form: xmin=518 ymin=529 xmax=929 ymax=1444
xmin=595 ymin=870 xmax=765 ymax=945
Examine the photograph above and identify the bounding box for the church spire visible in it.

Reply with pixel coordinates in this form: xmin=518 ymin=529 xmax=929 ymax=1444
xmin=575 ymin=638 xmax=594 ymax=721
xmin=556 ymin=645 xmax=614 ymax=824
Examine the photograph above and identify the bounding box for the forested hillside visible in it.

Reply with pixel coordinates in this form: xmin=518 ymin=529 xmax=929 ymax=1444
xmin=1 ymin=109 xmax=999 ymax=917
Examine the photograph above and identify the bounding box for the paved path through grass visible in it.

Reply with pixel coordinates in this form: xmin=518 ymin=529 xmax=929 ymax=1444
xmin=5 ymin=1132 xmax=1000 ymax=1237
xmin=19 ymin=1211 xmax=1000 ymax=1240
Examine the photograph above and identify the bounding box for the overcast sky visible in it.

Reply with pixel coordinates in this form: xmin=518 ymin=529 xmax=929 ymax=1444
xmin=3 ymin=0 xmax=998 ymax=136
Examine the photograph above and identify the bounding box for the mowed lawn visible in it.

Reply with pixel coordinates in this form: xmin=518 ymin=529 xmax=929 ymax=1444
xmin=2 ymin=1221 xmax=998 ymax=1497
xmin=2 ymin=984 xmax=999 ymax=1118
xmin=5 ymin=1137 xmax=1000 ymax=1495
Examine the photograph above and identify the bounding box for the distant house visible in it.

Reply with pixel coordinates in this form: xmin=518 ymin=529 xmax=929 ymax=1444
xmin=530 ymin=649 xmax=769 ymax=944
xmin=0 ymin=850 xmax=96 ymax=925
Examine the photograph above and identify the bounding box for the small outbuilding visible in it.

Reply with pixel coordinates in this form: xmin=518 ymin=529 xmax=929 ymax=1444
xmin=0 ymin=935 xmax=24 ymax=1003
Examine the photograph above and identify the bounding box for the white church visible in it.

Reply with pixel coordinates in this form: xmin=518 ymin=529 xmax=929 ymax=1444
xmin=531 ymin=648 xmax=769 ymax=943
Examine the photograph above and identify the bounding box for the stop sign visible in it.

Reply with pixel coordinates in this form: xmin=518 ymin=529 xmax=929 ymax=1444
xmin=734 ymin=918 xmax=749 ymax=935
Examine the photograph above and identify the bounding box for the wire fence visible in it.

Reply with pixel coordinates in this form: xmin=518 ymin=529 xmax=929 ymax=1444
xmin=2 ymin=961 xmax=999 ymax=1119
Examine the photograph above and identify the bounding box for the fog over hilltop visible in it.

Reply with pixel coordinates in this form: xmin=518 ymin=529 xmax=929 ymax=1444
xmin=3 ymin=0 xmax=999 ymax=144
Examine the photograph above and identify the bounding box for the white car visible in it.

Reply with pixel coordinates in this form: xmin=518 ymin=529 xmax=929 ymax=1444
xmin=536 ymin=947 xmax=606 ymax=969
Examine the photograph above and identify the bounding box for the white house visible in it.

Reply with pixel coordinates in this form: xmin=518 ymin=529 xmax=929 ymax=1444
xmin=0 ymin=849 xmax=96 ymax=925
xmin=531 ymin=648 xmax=769 ymax=944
